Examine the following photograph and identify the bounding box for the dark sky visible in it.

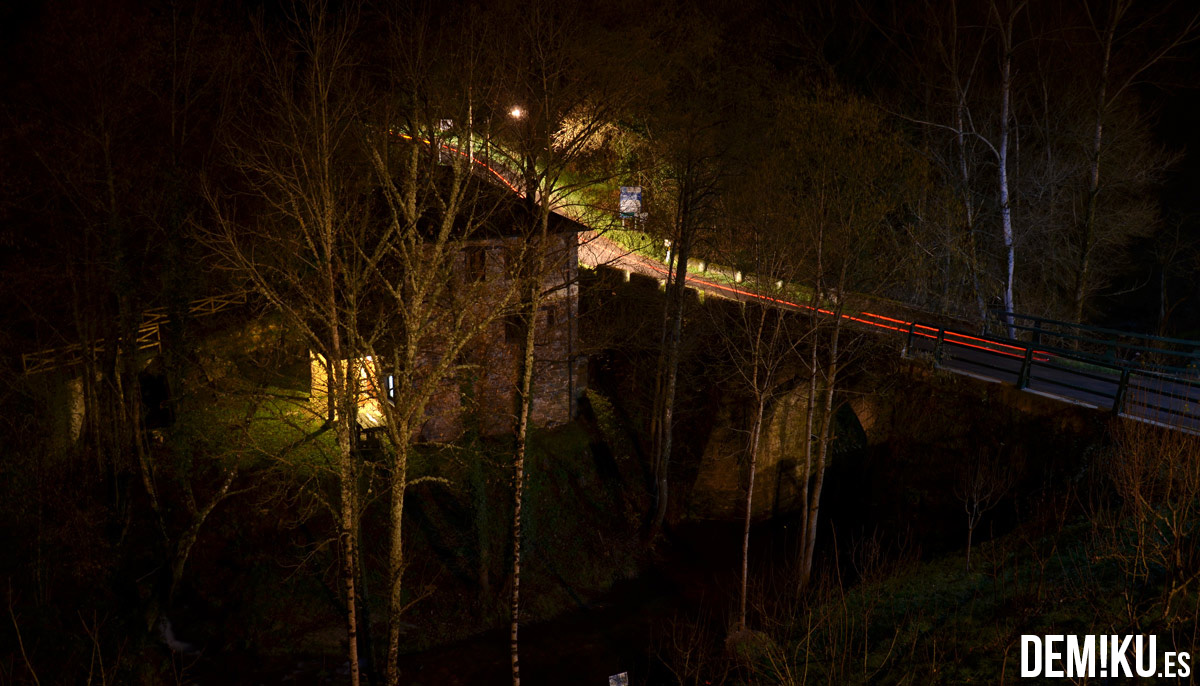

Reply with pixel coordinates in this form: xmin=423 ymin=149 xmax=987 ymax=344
xmin=2 ymin=0 xmax=1199 ymax=335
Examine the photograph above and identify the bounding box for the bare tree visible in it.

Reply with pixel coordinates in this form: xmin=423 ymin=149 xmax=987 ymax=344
xmin=485 ymin=1 xmax=638 ymax=680
xmin=203 ymin=5 xmax=370 ymax=683
xmin=890 ymin=0 xmax=1191 ymax=326
xmin=363 ymin=7 xmax=521 ymax=682
xmin=7 ymin=0 xmax=246 ymax=647
xmin=1067 ymin=0 xmax=1197 ymax=323
xmin=646 ymin=114 xmax=730 ymax=542
xmin=643 ymin=8 xmax=741 ymax=541
xmin=772 ymin=87 xmax=921 ymax=590
xmin=714 ymin=281 xmax=799 ymax=631
xmin=929 ymin=0 xmax=994 ymax=324
xmin=1108 ymin=417 xmax=1200 ymax=622
xmin=954 ymin=446 xmax=1015 ymax=570
xmin=708 ymin=135 xmax=812 ymax=630
xmin=992 ymin=0 xmax=1024 ymax=338
xmin=882 ymin=0 xmax=1023 ymax=331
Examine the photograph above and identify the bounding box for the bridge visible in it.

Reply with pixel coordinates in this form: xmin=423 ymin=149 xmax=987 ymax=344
xmin=441 ymin=129 xmax=1200 ymax=436
xmin=578 ymin=231 xmax=1200 ymax=434
xmin=26 ymin=132 xmax=1195 ymax=436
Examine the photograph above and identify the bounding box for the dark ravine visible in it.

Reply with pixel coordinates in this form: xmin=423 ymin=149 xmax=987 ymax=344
xmin=185 ymin=367 xmax=1104 ymax=685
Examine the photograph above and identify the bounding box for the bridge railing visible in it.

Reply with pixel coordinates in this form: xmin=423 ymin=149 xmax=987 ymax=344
xmin=990 ymin=310 xmax=1200 ymax=375
xmin=904 ymin=319 xmax=1200 ymax=431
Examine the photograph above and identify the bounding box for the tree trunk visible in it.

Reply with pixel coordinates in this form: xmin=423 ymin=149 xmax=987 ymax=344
xmin=356 ymin=518 xmax=377 ymax=686
xmin=800 ymin=318 xmax=840 ymax=589
xmin=336 ymin=408 xmax=361 ymax=686
xmin=955 ymin=104 xmax=988 ymax=326
xmin=966 ymin=519 xmax=975 ymax=571
xmin=1074 ymin=16 xmax=1113 ymax=325
xmin=796 ymin=230 xmax=824 ymax=592
xmin=169 ymin=469 xmax=237 ymax=604
xmin=511 ymin=280 xmax=540 ymax=686
xmin=385 ymin=440 xmax=410 ymax=686
xmin=999 ymin=24 xmax=1016 ymax=339
xmin=329 ymin=283 xmax=361 ymax=686
xmin=738 ymin=397 xmax=766 ymax=631
xmin=650 ymin=211 xmax=692 ymax=540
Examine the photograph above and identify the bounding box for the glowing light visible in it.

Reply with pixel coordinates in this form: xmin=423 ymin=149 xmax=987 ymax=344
xmin=509 ymin=106 xmax=524 ymax=119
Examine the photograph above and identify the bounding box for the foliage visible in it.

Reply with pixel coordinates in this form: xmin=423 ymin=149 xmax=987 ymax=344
xmin=652 ymin=413 xmax=1200 ymax=685
xmin=603 ymin=227 xmax=666 ymax=261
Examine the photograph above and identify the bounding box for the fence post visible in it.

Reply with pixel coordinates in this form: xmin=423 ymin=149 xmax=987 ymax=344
xmin=1113 ymin=367 xmax=1131 ymax=415
xmin=935 ymin=328 xmax=946 ymax=364
xmin=1017 ymin=345 xmax=1034 ymax=389
xmin=904 ymin=321 xmax=916 ymax=357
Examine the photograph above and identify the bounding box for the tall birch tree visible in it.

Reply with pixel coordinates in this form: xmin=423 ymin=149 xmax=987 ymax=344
xmin=203 ymin=5 xmax=369 ymax=683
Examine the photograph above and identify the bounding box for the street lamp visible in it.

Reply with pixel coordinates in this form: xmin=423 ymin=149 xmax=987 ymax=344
xmin=509 ymin=105 xmax=524 ymax=120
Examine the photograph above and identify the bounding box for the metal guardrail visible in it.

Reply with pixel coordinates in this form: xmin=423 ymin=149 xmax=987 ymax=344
xmin=990 ymin=310 xmax=1200 ymax=375
xmin=905 ymin=319 xmax=1200 ymax=431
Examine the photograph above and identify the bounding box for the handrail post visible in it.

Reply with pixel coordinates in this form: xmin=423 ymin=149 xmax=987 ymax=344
xmin=1113 ymin=367 xmax=1131 ymax=415
xmin=1018 ymin=345 xmax=1034 ymax=389
xmin=904 ymin=321 xmax=916 ymax=357
xmin=935 ymin=328 xmax=946 ymax=364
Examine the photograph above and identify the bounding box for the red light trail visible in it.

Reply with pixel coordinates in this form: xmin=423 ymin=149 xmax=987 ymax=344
xmin=633 ymin=256 xmax=1053 ymax=363
xmin=420 ymin=132 xmax=1053 ymax=365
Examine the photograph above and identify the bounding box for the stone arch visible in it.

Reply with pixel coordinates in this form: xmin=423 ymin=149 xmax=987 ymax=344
xmin=686 ymin=382 xmax=870 ymax=522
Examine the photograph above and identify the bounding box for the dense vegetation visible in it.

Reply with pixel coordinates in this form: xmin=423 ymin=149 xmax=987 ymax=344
xmin=2 ymin=0 xmax=1199 ymax=684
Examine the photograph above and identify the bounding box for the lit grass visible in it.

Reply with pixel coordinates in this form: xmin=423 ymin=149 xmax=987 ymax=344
xmin=603 ymin=227 xmax=665 ymax=261
xmin=170 ymin=387 xmax=335 ymax=473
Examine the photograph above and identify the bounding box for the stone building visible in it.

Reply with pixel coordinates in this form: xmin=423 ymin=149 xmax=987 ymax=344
xmin=309 ymin=208 xmax=587 ymax=442
xmin=453 ymin=223 xmax=586 ymax=438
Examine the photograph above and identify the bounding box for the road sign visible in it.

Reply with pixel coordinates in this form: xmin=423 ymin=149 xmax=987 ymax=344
xmin=619 ymin=186 xmax=642 ymax=217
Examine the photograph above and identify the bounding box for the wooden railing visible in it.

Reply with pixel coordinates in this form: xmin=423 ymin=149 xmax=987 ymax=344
xmin=21 ymin=291 xmax=250 ymax=375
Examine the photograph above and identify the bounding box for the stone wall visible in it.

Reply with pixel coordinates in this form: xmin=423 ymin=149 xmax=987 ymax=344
xmin=307 ymin=231 xmax=586 ymax=441
xmin=683 ymin=358 xmax=1106 ymax=522
xmin=458 ymin=231 xmax=584 ymax=438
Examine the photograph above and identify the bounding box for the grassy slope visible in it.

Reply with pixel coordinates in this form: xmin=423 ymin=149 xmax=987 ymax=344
xmin=737 ymin=518 xmax=1197 ymax=685
xmin=169 ymin=384 xmax=651 ymax=663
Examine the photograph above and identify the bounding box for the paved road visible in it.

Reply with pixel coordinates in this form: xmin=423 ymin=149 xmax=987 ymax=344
xmin=579 ymin=230 xmax=1200 ymax=433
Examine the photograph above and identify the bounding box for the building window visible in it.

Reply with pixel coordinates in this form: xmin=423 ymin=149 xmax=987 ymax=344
xmin=466 ymin=247 xmax=487 ymax=282
xmin=505 ymin=313 xmax=524 ymax=344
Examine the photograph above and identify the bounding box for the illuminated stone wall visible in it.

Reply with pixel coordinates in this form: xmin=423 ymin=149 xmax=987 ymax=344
xmin=449 ymin=230 xmax=585 ymax=439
